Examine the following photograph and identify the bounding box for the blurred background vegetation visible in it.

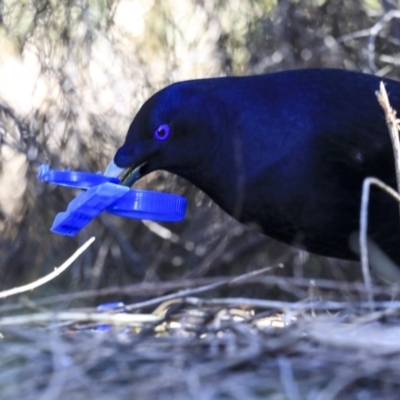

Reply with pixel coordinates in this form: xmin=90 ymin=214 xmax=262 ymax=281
xmin=0 ymin=0 xmax=399 ymax=303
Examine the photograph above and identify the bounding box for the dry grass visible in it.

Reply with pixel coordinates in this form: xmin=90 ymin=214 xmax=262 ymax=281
xmin=1 ymin=287 xmax=400 ymax=400
xmin=1 ymin=262 xmax=400 ymax=399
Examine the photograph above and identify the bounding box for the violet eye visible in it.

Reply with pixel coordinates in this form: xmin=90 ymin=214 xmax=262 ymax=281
xmin=154 ymin=124 xmax=170 ymax=141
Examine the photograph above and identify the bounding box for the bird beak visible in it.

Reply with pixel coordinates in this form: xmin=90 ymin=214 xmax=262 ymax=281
xmin=104 ymin=160 xmax=145 ymax=187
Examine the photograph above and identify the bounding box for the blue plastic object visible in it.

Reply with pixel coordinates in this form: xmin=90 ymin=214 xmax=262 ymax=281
xmin=96 ymin=302 xmax=126 ymax=332
xmin=38 ymin=164 xmax=120 ymax=188
xmin=108 ymin=189 xmax=187 ymax=221
xmin=51 ymin=183 xmax=130 ymax=236
xmin=38 ymin=164 xmax=187 ymax=236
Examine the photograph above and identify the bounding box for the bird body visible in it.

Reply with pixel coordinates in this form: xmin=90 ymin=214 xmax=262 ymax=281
xmin=109 ymin=69 xmax=400 ymax=264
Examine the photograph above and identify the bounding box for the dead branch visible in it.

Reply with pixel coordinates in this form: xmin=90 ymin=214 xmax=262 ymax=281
xmin=0 ymin=237 xmax=95 ymax=299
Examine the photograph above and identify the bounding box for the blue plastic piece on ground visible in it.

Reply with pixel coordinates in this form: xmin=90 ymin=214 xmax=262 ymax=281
xmin=39 ymin=164 xmax=187 ymax=236
xmin=38 ymin=164 xmax=120 ymax=188
xmin=96 ymin=302 xmax=126 ymax=332
xmin=97 ymin=302 xmax=125 ymax=312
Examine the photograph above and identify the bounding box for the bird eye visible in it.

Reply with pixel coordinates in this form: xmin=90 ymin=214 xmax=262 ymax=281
xmin=154 ymin=124 xmax=170 ymax=141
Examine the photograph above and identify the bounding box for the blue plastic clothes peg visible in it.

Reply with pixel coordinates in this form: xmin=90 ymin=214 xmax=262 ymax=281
xmin=38 ymin=164 xmax=120 ymax=188
xmin=38 ymin=164 xmax=187 ymax=236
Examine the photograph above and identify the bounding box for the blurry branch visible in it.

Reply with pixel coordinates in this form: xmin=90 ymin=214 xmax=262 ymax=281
xmin=125 ymin=264 xmax=283 ymax=312
xmin=7 ymin=295 xmax=400 ymax=329
xmin=328 ymin=28 xmax=371 ymax=48
xmin=0 ymin=237 xmax=95 ymax=299
xmin=0 ymin=311 xmax=159 ymax=327
xmin=183 ymin=297 xmax=400 ymax=311
xmin=1 ymin=274 xmax=397 ymax=315
xmin=0 ymin=104 xmax=32 ymax=155
xmin=184 ymin=235 xmax=232 ymax=278
xmin=99 ymin=215 xmax=147 ymax=279
xmin=368 ymin=10 xmax=400 ymax=71
xmin=382 ymin=0 xmax=400 ymax=43
xmin=0 ymin=104 xmax=27 ymax=139
xmin=328 ymin=9 xmax=400 ymax=73
xmin=278 ymin=356 xmax=302 ymax=400
xmin=142 ymin=220 xmax=179 ymax=242
xmin=354 ymin=301 xmax=400 ymax=324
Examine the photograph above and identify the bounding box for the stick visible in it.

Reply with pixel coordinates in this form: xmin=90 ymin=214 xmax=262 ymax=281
xmin=0 ymin=237 xmax=95 ymax=299
xmin=183 ymin=296 xmax=400 ymax=311
xmin=0 ymin=311 xmax=159 ymax=327
xmin=356 ymin=82 xmax=400 ymax=308
xmin=376 ymin=81 xmax=400 ymax=201
xmin=1 ymin=274 xmax=397 ymax=315
xmin=125 ymin=264 xmax=283 ymax=312
xmin=359 ymin=177 xmax=400 ymax=308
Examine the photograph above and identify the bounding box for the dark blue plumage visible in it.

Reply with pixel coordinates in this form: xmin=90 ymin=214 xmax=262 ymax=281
xmin=109 ymin=69 xmax=400 ymax=264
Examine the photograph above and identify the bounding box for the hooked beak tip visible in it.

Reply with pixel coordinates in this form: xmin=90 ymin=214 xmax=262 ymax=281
xmin=104 ymin=160 xmax=145 ymax=187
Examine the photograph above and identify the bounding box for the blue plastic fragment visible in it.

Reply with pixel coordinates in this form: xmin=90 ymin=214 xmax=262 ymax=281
xmin=38 ymin=164 xmax=120 ymax=188
xmin=39 ymin=164 xmax=187 ymax=236
xmin=97 ymin=302 xmax=125 ymax=312
xmin=96 ymin=302 xmax=126 ymax=332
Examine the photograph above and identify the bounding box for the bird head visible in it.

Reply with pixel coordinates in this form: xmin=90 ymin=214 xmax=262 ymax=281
xmin=105 ymin=81 xmax=221 ymax=186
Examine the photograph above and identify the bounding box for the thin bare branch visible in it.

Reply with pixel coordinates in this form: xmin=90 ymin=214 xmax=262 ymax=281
xmin=0 ymin=237 xmax=96 ymax=299
xmin=125 ymin=264 xmax=283 ymax=312
xmin=0 ymin=311 xmax=160 ymax=327
xmin=368 ymin=10 xmax=400 ymax=71
xmin=359 ymin=178 xmax=400 ymax=309
xmin=183 ymin=296 xmax=400 ymax=311
xmin=376 ymin=82 xmax=400 ymax=198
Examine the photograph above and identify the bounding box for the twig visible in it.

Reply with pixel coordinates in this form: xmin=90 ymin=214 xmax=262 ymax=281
xmin=321 ymin=10 xmax=400 ymax=72
xmin=0 ymin=274 xmax=396 ymax=315
xmin=278 ymin=356 xmax=302 ymax=400
xmin=99 ymin=215 xmax=147 ymax=279
xmin=183 ymin=297 xmax=400 ymax=311
xmin=0 ymin=311 xmax=160 ymax=327
xmin=185 ymin=235 xmax=231 ymax=278
xmin=141 ymin=220 xmax=180 ymax=242
xmin=359 ymin=178 xmax=400 ymax=298
xmin=376 ymin=81 xmax=400 ymax=199
xmin=368 ymin=10 xmax=400 ymax=71
xmin=0 ymin=237 xmax=96 ymax=299
xmin=125 ymin=264 xmax=283 ymax=312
